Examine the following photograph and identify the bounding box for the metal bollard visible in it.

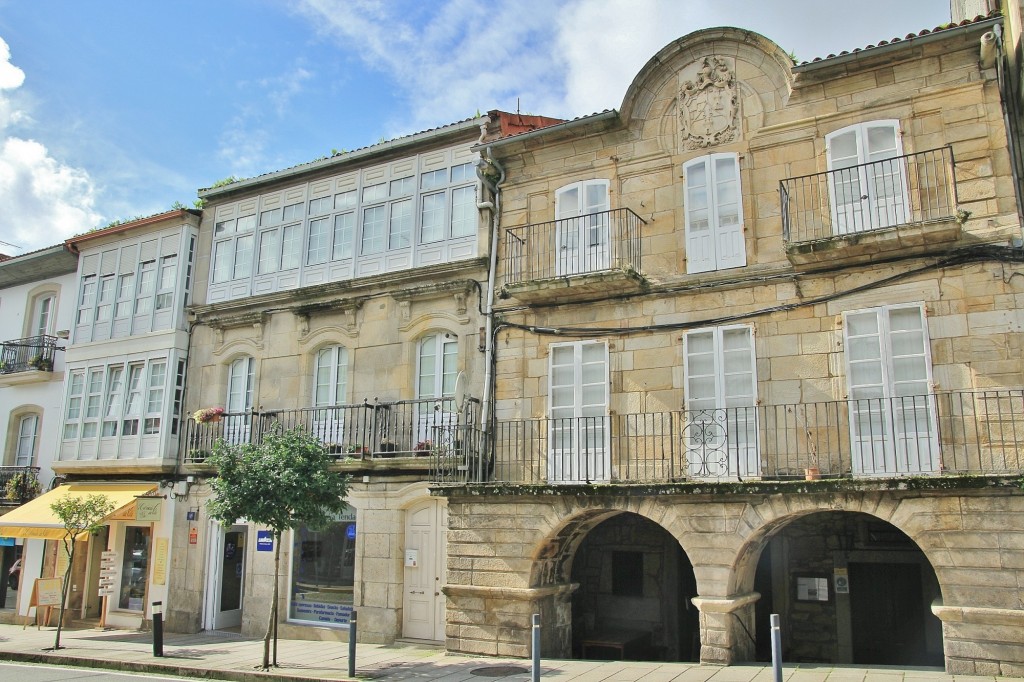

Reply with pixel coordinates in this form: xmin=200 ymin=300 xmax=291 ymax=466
xmin=770 ymin=613 xmax=782 ymax=682
xmin=348 ymin=610 xmax=357 ymax=678
xmin=152 ymin=601 xmax=164 ymax=657
xmin=531 ymin=613 xmax=540 ymax=682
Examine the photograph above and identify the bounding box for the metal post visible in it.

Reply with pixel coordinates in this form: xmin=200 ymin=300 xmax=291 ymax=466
xmin=152 ymin=601 xmax=164 ymax=657
xmin=531 ymin=613 xmax=541 ymax=682
xmin=770 ymin=613 xmax=782 ymax=682
xmin=348 ymin=610 xmax=357 ymax=678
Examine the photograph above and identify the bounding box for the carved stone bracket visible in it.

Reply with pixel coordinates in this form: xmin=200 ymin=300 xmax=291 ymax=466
xmin=293 ymin=296 xmax=367 ymax=338
xmin=206 ymin=311 xmax=270 ymax=355
xmin=391 ymin=280 xmax=476 ymax=330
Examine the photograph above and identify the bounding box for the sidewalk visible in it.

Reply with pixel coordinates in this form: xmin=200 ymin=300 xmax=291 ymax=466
xmin=0 ymin=622 xmax=1002 ymax=682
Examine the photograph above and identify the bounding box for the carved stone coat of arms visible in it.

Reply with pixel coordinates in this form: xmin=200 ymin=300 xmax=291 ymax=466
xmin=679 ymin=57 xmax=738 ymax=150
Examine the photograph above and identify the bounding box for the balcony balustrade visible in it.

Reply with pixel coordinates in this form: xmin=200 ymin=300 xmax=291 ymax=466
xmin=182 ymin=397 xmax=479 ymax=464
xmin=0 ymin=335 xmax=59 ymax=375
xmin=503 ymin=208 xmax=644 ymax=287
xmin=780 ymin=147 xmax=958 ymax=248
xmin=431 ymin=389 xmax=1024 ymax=485
xmin=0 ymin=466 xmax=42 ymax=505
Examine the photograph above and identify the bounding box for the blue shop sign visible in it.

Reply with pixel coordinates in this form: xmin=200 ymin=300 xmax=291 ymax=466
xmin=256 ymin=530 xmax=274 ymax=552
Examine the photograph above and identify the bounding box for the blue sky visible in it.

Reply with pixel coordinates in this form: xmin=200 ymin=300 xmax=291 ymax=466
xmin=0 ymin=0 xmax=953 ymax=253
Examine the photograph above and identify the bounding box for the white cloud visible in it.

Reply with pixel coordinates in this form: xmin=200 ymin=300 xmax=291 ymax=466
xmin=291 ymin=0 xmax=950 ymax=133
xmin=0 ymin=35 xmax=99 ymax=253
xmin=293 ymin=0 xmax=567 ymax=132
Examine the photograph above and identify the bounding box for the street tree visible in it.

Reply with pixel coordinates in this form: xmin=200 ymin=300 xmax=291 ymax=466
xmin=49 ymin=494 xmax=114 ymax=650
xmin=206 ymin=424 xmax=351 ymax=669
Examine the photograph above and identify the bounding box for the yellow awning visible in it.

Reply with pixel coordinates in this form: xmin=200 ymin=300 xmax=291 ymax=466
xmin=0 ymin=483 xmax=157 ymax=540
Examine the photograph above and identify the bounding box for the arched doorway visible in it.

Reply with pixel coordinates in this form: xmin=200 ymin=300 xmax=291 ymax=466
xmin=569 ymin=512 xmax=699 ymax=662
xmin=751 ymin=511 xmax=942 ymax=666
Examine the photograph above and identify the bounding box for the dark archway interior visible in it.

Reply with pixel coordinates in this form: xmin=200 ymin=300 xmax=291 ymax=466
xmin=569 ymin=512 xmax=699 ymax=662
xmin=752 ymin=511 xmax=943 ymax=666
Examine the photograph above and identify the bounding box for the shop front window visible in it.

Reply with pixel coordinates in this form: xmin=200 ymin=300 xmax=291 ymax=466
xmin=118 ymin=526 xmax=150 ymax=611
xmin=288 ymin=507 xmax=356 ymax=626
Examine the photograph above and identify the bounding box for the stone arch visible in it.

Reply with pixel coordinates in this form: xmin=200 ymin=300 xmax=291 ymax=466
xmin=723 ymin=492 xmax=948 ymax=598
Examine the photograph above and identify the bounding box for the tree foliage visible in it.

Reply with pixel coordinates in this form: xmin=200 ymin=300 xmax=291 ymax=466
xmin=206 ymin=425 xmax=350 ymax=668
xmin=49 ymin=494 xmax=114 ymax=650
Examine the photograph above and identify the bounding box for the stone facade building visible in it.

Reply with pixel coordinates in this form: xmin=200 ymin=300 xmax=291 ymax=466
xmin=434 ymin=13 xmax=1024 ymax=676
xmin=171 ymin=117 xmax=508 ymax=643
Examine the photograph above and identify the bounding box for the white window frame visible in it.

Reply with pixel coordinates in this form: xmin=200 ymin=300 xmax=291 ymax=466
xmin=547 ymin=340 xmax=610 ymax=484
xmin=224 ymin=357 xmax=255 ymax=446
xmin=30 ymin=293 xmax=56 ymax=338
xmin=843 ymin=303 xmax=937 ymax=476
xmin=554 ymin=179 xmax=611 ymax=276
xmin=825 ymin=119 xmax=908 ymax=235
xmin=682 ymin=325 xmax=759 ymax=479
xmin=416 ymin=333 xmax=459 ymax=445
xmin=14 ymin=413 xmax=39 ymax=467
xmin=683 ymin=153 xmax=746 ymax=274
xmin=311 ymin=346 xmax=349 ymax=446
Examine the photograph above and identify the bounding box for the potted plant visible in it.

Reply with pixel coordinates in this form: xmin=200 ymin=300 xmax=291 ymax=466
xmin=346 ymin=443 xmax=369 ymax=457
xmin=192 ymin=406 xmax=225 ymax=424
xmin=5 ymin=471 xmax=41 ymax=501
xmin=28 ymin=354 xmax=53 ymax=371
xmin=805 ymin=453 xmax=821 ymax=481
xmin=378 ymin=439 xmax=398 ymax=454
xmin=413 ymin=440 xmax=433 ymax=456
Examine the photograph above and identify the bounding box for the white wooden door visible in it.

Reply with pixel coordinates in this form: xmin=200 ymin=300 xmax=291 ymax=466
xmin=827 ymin=121 xmax=908 ymax=235
xmin=548 ymin=341 xmax=609 ymax=483
xmin=685 ymin=154 xmax=745 ymax=274
xmin=208 ymin=525 xmax=246 ymax=629
xmin=844 ymin=304 xmax=937 ymax=475
xmin=683 ymin=326 xmax=758 ymax=478
xmin=555 ymin=180 xmax=610 ymax=276
xmin=402 ymin=500 xmax=446 ymax=641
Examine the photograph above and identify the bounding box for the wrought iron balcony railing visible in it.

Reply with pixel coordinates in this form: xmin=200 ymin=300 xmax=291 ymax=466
xmin=503 ymin=208 xmax=644 ymax=285
xmin=0 ymin=466 xmax=42 ymax=505
xmin=0 ymin=335 xmax=59 ymax=374
xmin=431 ymin=389 xmax=1024 ymax=485
xmin=182 ymin=397 xmax=480 ymax=464
xmin=780 ymin=147 xmax=957 ymax=245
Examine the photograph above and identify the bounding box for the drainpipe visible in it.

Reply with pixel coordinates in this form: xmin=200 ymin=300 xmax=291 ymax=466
xmin=475 ymin=125 xmax=506 ymax=472
xmin=988 ymin=23 xmax=1024 ymax=242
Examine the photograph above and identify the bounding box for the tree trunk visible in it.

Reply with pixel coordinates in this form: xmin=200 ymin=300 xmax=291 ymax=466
xmin=272 ymin=530 xmax=280 ymax=666
xmin=262 ymin=530 xmax=281 ymax=669
xmin=54 ymin=539 xmax=75 ymax=650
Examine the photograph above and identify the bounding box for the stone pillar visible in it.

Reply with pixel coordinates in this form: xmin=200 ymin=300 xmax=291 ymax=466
xmin=444 ymin=583 xmax=578 ymax=658
xmin=933 ymin=603 xmax=1024 ymax=676
xmin=691 ymin=592 xmax=760 ymax=664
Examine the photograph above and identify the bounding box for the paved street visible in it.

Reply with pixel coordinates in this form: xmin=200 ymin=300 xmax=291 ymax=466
xmin=0 ymin=622 xmax=1008 ymax=682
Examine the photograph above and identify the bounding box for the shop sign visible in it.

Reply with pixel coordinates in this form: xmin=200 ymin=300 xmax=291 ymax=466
xmin=256 ymin=530 xmax=274 ymax=552
xmin=136 ymin=497 xmax=162 ymax=522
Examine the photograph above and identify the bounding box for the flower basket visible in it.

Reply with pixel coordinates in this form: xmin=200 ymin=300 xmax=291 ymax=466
xmin=193 ymin=407 xmax=225 ymax=424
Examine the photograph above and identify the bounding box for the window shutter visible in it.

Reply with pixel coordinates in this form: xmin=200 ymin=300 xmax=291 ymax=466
xmin=684 ymin=158 xmax=716 ymax=274
xmin=712 ymin=155 xmax=745 ymax=270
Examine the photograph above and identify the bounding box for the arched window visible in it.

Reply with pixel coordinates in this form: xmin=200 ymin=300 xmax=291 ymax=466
xmin=14 ymin=413 xmax=39 ymax=466
xmin=226 ymin=357 xmax=255 ymax=412
xmin=554 ymin=180 xmax=610 ymax=276
xmin=26 ymin=289 xmax=58 ymax=338
xmin=825 ymin=120 xmax=907 ymax=234
xmin=313 ymin=346 xmax=349 ymax=407
xmin=416 ymin=333 xmax=458 ymax=446
xmin=311 ymin=346 xmax=349 ymax=447
xmin=224 ymin=356 xmax=255 ymax=446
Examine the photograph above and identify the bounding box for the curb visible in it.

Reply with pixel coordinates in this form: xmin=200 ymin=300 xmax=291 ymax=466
xmin=0 ymin=650 xmax=354 ymax=682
